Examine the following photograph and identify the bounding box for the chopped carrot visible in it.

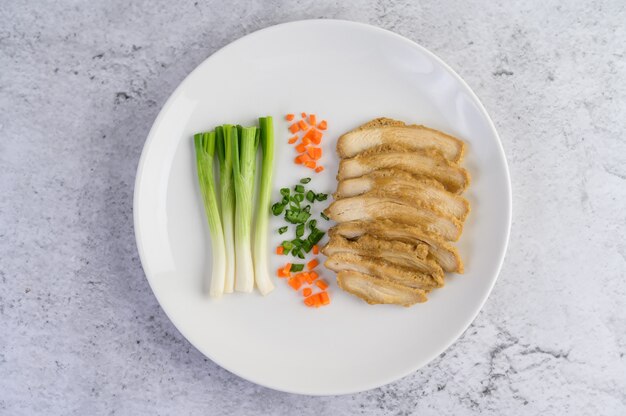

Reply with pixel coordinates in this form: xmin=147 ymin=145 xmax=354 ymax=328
xmin=312 ymin=245 xmax=319 ymax=254
xmin=307 ymin=147 xmax=321 ymax=160
xmin=289 ymin=123 xmax=300 ymax=134
xmin=319 ymin=291 xmax=330 ymax=305
xmin=276 ymin=246 xmax=284 ymax=255
xmin=295 ymin=143 xmax=307 ymax=153
xmin=288 ymin=277 xmax=302 ymax=290
xmin=295 ymin=153 xmax=312 ymax=164
xmin=301 ymin=112 xmax=307 ymax=118
xmin=318 ymin=120 xmax=327 ymax=130
xmin=309 ymin=271 xmax=319 ymax=281
xmin=302 ymin=136 xmax=311 ymax=145
xmin=302 ymin=272 xmax=314 ymax=284
xmin=304 ymin=160 xmax=316 ymax=169
xmin=304 ymin=296 xmax=316 ymax=307
xmin=303 ymin=287 xmax=312 ymax=297
xmin=309 ymin=114 xmax=317 ymax=126
xmin=285 ymin=114 xmax=295 ymax=121
xmin=315 ymin=279 xmax=329 ymax=290
xmin=283 ymin=263 xmax=292 ymax=273
xmin=298 ymin=119 xmax=308 ymax=130
xmin=277 ymin=268 xmax=289 ymax=278
xmin=288 ymin=135 xmax=298 ymax=144
xmin=315 ymin=166 xmax=324 ymax=173
xmin=307 ymin=258 xmax=319 ymax=270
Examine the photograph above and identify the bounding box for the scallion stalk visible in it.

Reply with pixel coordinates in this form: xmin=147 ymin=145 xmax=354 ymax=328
xmin=232 ymin=125 xmax=258 ymax=293
xmin=253 ymin=116 xmax=275 ymax=295
xmin=216 ymin=126 xmax=236 ymax=293
xmin=193 ymin=132 xmax=226 ymax=297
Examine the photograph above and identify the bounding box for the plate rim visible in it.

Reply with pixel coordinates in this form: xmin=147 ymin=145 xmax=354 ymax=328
xmin=133 ymin=18 xmax=512 ymax=396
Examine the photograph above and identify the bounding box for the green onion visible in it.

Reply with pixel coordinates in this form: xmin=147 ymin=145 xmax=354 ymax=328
xmin=215 ymin=126 xmax=236 ymax=293
xmin=306 ymin=190 xmax=316 ymax=202
xmin=194 ymin=131 xmax=226 ymax=297
xmin=291 ymin=263 xmax=304 ymax=272
xmin=321 ymin=212 xmax=329 ymax=221
xmin=303 ymin=205 xmax=311 ymax=213
xmin=309 ymin=219 xmax=317 ymax=229
xmin=280 ymin=188 xmax=290 ymax=197
xmin=315 ymin=193 xmax=328 ymax=201
xmin=232 ymin=125 xmax=258 ymax=293
xmin=294 ymin=194 xmax=304 ymax=203
xmin=300 ymin=178 xmax=311 ymax=184
xmin=278 ymin=226 xmax=288 ymax=234
xmin=253 ymin=117 xmax=276 ymax=295
xmin=308 ymin=228 xmax=325 ymax=245
xmin=294 ymin=184 xmax=305 ymax=193
xmin=296 ymin=223 xmax=304 ymax=238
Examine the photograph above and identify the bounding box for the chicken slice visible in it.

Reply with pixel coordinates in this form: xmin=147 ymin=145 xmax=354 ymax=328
xmin=337 ymin=148 xmax=470 ymax=194
xmin=337 ymin=117 xmax=466 ymax=162
xmin=324 ymin=195 xmax=463 ymax=241
xmin=330 ymin=220 xmax=464 ymax=273
xmin=334 ymin=169 xmax=470 ymax=221
xmin=337 ymin=270 xmax=428 ymax=306
xmin=322 ymin=235 xmax=443 ymax=279
xmin=325 ymin=252 xmax=443 ymax=290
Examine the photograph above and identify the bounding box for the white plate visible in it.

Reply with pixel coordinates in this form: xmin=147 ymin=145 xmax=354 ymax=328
xmin=134 ymin=20 xmax=511 ymax=395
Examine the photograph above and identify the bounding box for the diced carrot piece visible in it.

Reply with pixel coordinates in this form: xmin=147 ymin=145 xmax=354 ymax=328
xmin=313 ymin=294 xmax=323 ymax=307
xmin=302 ymin=136 xmax=311 ymax=145
xmin=288 ymin=277 xmax=302 ymax=290
xmin=302 ymin=272 xmax=313 ymax=284
xmin=288 ymin=135 xmax=298 ymax=144
xmin=319 ymin=291 xmax=330 ymax=305
xmin=283 ymin=263 xmax=292 ymax=273
xmin=318 ymin=120 xmax=327 ymax=130
xmin=295 ymin=143 xmax=307 ymax=153
xmin=285 ymin=114 xmax=295 ymax=121
xmin=301 ymin=112 xmax=307 ymax=118
xmin=298 ymin=120 xmax=308 ymax=130
xmin=307 ymin=258 xmax=319 ymax=270
xmin=304 ymin=296 xmax=316 ymax=307
xmin=316 ymin=279 xmax=329 ymax=290
xmin=309 ymin=114 xmax=317 ymax=126
xmin=277 ymin=268 xmax=289 ymax=278
xmin=302 ymin=128 xmax=315 ymax=141
xmin=315 ymin=166 xmax=324 ymax=173
xmin=312 ymin=245 xmax=319 ymax=255
xmin=289 ymin=123 xmax=300 ymax=134
xmin=306 ymin=146 xmax=316 ymax=159
xmin=308 ymin=147 xmax=321 ymax=160
xmin=309 ymin=271 xmax=319 ymax=281
xmin=312 ymin=129 xmax=323 ymax=143
xmin=276 ymin=246 xmax=284 ymax=255
xmin=304 ymin=161 xmax=316 ymax=169
xmin=303 ymin=287 xmax=312 ymax=297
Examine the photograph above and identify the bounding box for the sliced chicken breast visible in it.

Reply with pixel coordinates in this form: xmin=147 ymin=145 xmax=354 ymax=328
xmin=330 ymin=220 xmax=464 ymax=273
xmin=337 ymin=148 xmax=470 ymax=194
xmin=334 ymin=169 xmax=470 ymax=221
xmin=337 ymin=117 xmax=466 ymax=162
xmin=322 ymin=235 xmax=443 ymax=280
xmin=324 ymin=195 xmax=463 ymax=241
xmin=325 ymin=252 xmax=444 ymax=290
xmin=337 ymin=270 xmax=428 ymax=306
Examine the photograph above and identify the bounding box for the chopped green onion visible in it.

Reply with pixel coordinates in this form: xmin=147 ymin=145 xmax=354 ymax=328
xmin=300 ymin=178 xmax=311 ymax=184
xmin=291 ymin=263 xmax=304 ymax=272
xmin=303 ymin=205 xmax=311 ymax=213
xmin=309 ymin=219 xmax=317 ymax=229
xmin=308 ymin=228 xmax=325 ymax=245
xmin=315 ymin=193 xmax=328 ymax=201
xmin=297 ymin=250 xmax=305 ymax=259
xmin=321 ymin=212 xmax=329 ymax=221
xmin=281 ymin=196 xmax=289 ymax=205
xmin=296 ymin=223 xmax=304 ymax=238
xmin=282 ymin=240 xmax=293 ymax=250
xmin=294 ymin=194 xmax=304 ymax=203
xmin=306 ymin=190 xmax=316 ymax=203
xmin=294 ymin=184 xmax=305 ymax=193
xmin=280 ymin=188 xmax=290 ymax=197
xmin=272 ymin=203 xmax=285 ymax=216
xmin=278 ymin=226 xmax=288 ymax=234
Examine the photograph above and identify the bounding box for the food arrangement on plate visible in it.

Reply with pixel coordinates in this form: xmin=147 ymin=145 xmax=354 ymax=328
xmin=193 ymin=114 xmax=470 ymax=308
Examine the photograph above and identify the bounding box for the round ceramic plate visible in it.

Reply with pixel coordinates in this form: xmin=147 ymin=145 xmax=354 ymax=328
xmin=134 ymin=20 xmax=511 ymax=395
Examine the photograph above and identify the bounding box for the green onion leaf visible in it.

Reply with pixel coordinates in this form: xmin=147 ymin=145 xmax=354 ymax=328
xmin=294 ymin=184 xmax=305 ymax=193
xmin=321 ymin=212 xmax=329 ymax=221
xmin=306 ymin=190 xmax=316 ymax=202
xmin=291 ymin=263 xmax=304 ymax=272
xmin=278 ymin=226 xmax=288 ymax=234
xmin=272 ymin=203 xmax=285 ymax=216
xmin=296 ymin=223 xmax=304 ymax=238
xmin=300 ymin=178 xmax=311 ymax=184
xmin=315 ymin=193 xmax=328 ymax=201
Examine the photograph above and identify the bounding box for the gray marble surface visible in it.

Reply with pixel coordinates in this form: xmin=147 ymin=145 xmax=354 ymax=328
xmin=1 ymin=0 xmax=625 ymax=414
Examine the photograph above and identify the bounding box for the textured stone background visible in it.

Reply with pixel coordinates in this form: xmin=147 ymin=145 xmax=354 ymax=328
xmin=1 ymin=0 xmax=625 ymax=415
